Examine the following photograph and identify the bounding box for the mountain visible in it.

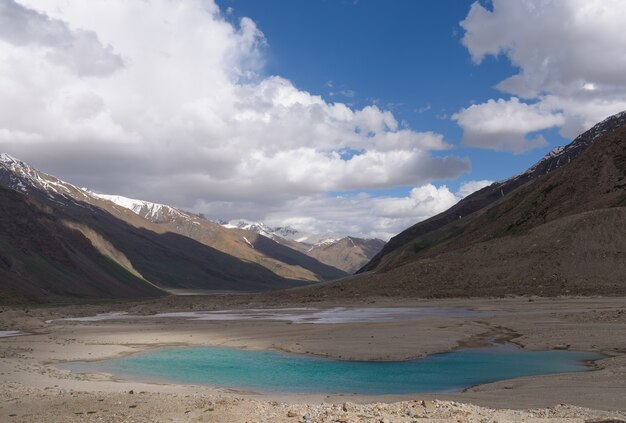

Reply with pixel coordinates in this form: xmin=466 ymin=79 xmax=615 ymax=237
xmin=314 ymin=111 xmax=626 ymax=297
xmin=224 ymin=220 xmax=336 ymax=246
xmin=223 ymin=220 xmax=386 ymax=273
xmin=93 ymin=194 xmax=193 ymax=224
xmin=0 ymin=155 xmax=308 ymax=300
xmin=306 ymin=237 xmax=387 ymax=274
xmin=360 ymin=110 xmax=626 ymax=273
xmin=223 ymin=228 xmax=348 ymax=279
xmin=0 ymin=184 xmax=164 ymax=303
xmin=95 ymin=196 xmax=347 ymax=282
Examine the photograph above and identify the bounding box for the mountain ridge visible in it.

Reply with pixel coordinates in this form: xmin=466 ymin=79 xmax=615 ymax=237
xmin=92 ymin=194 xmax=347 ymax=281
xmin=288 ymin=111 xmax=626 ymax=298
xmin=0 ymin=185 xmax=166 ymax=302
xmin=359 ymin=110 xmax=626 ymax=273
xmin=0 ymin=157 xmax=312 ymax=300
xmin=222 ymin=219 xmax=385 ymax=273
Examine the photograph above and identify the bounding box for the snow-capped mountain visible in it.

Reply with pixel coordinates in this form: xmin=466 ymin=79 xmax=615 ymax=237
xmin=0 ymin=154 xmax=315 ymax=298
xmin=223 ymin=220 xmax=345 ymax=245
xmin=221 ymin=219 xmax=385 ymax=273
xmin=222 ymin=220 xmax=277 ymax=239
xmin=513 ymin=110 xmax=626 ymax=181
xmin=0 ymin=152 xmax=378 ymax=277
xmin=93 ymin=193 xmax=194 ymax=224
xmin=88 ymin=198 xmax=347 ymax=281
xmin=0 ymin=153 xmax=99 ymax=208
xmin=0 ymin=155 xmax=349 ymax=284
xmin=0 ymin=154 xmax=202 ymax=227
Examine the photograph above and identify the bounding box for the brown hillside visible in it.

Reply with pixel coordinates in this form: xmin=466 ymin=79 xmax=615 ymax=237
xmin=375 ymin=121 xmax=626 ymax=271
xmin=282 ymin=119 xmax=626 ymax=298
xmin=307 ymin=237 xmax=386 ymax=274
xmin=360 ymin=111 xmax=626 ymax=273
xmin=0 ymin=187 xmax=165 ymax=302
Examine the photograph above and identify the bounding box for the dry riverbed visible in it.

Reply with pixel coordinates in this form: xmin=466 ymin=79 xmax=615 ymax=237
xmin=1 ymin=295 xmax=625 ymax=422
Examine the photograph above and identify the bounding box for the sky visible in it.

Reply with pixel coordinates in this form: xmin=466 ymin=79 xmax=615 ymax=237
xmin=1 ymin=0 xmax=626 ymax=240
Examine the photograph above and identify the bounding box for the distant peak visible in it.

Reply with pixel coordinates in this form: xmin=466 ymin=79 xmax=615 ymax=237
xmin=0 ymin=153 xmax=23 ymax=164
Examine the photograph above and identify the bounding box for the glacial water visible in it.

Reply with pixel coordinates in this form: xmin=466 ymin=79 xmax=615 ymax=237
xmin=68 ymin=345 xmax=603 ymax=395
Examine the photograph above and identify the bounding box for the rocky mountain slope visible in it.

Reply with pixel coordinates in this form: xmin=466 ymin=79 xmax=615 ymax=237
xmin=0 ymin=155 xmax=308 ymax=301
xmin=359 ymin=111 xmax=626 ymax=273
xmin=295 ymin=112 xmax=626 ymax=298
xmin=224 ymin=220 xmax=385 ymax=273
xmin=0 ymin=185 xmax=164 ymax=302
xmin=306 ymin=237 xmax=386 ymax=274
xmin=95 ymin=196 xmax=347 ymax=282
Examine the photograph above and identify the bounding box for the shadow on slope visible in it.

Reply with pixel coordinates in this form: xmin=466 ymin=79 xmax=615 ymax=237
xmin=0 ymin=187 xmax=164 ymax=302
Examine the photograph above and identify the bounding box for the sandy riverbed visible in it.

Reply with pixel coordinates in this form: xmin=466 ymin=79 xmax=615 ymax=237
xmin=1 ymin=295 xmax=625 ymax=422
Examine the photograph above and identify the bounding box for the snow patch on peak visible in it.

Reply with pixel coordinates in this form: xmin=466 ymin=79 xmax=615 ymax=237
xmin=94 ymin=193 xmax=187 ymax=221
xmin=307 ymin=237 xmax=342 ymax=252
xmin=317 ymin=237 xmax=342 ymax=246
xmin=224 ymin=220 xmax=275 ymax=239
xmin=0 ymin=153 xmax=91 ymax=201
xmin=546 ymin=146 xmax=564 ymax=157
xmin=0 ymin=154 xmax=30 ymax=170
xmin=0 ymin=153 xmax=20 ymax=163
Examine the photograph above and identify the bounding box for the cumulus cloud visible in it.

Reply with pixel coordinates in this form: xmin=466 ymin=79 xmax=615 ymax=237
xmin=200 ymin=180 xmax=493 ymax=240
xmin=265 ymin=180 xmax=493 ymax=240
xmin=0 ymin=0 xmax=470 ymax=217
xmin=459 ymin=0 xmax=626 ymax=142
xmin=456 ymin=179 xmax=493 ymax=198
xmin=453 ymin=98 xmax=564 ymax=153
xmin=0 ymin=0 xmax=124 ymax=76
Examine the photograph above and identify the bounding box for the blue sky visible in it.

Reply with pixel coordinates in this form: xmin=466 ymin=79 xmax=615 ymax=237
xmin=217 ymin=0 xmax=567 ymax=195
xmin=2 ymin=0 xmax=625 ymax=239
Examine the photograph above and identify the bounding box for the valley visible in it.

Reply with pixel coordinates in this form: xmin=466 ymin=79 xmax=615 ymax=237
xmin=1 ymin=1 xmax=626 ymax=420
xmin=1 ymin=296 xmax=625 ymax=422
xmin=1 ymin=110 xmax=626 ymax=422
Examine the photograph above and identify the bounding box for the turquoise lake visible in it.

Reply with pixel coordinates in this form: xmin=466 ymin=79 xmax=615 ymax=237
xmin=70 ymin=345 xmax=603 ymax=395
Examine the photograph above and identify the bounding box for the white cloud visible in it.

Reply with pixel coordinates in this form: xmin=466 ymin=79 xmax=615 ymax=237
xmin=0 ymin=0 xmax=470 ymax=215
xmin=270 ymin=180 xmax=492 ymax=240
xmin=203 ymin=180 xmax=493 ymax=241
xmin=459 ymin=0 xmax=626 ymax=143
xmin=453 ymin=98 xmax=564 ymax=153
xmin=456 ymin=179 xmax=493 ymax=198
xmin=0 ymin=0 xmax=124 ymax=76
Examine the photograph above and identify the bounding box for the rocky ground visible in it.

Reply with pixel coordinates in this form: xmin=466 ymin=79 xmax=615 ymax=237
xmin=1 ymin=383 xmax=624 ymax=423
xmin=1 ymin=296 xmax=625 ymax=422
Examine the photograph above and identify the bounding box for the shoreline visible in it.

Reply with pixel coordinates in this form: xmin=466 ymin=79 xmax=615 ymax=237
xmin=1 ymin=296 xmax=626 ymax=421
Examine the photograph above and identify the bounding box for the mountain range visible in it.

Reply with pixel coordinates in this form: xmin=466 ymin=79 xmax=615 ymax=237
xmin=1 ymin=110 xmax=625 ymax=302
xmin=90 ymin=194 xmax=351 ymax=282
xmin=222 ymin=220 xmax=386 ymax=274
xmin=0 ymin=154 xmax=385 ymax=301
xmin=304 ymin=111 xmax=626 ymax=298
xmin=88 ymin=196 xmax=384 ymax=276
